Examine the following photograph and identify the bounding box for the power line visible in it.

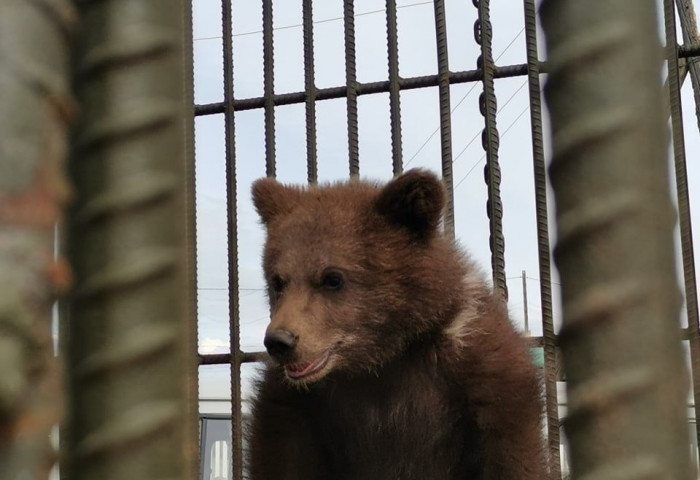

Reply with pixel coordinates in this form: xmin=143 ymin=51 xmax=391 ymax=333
xmin=528 ymin=276 xmax=562 ymax=286
xmin=506 ymin=275 xmax=562 ymax=287
xmin=193 ymin=1 xmax=433 ymax=42
xmin=451 ymin=79 xmax=528 ymax=166
xmin=454 ymin=102 xmax=530 ymax=189
xmin=404 ymin=27 xmax=525 ymax=168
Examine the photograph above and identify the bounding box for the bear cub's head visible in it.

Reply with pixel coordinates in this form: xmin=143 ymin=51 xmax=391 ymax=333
xmin=252 ymin=169 xmax=467 ymax=386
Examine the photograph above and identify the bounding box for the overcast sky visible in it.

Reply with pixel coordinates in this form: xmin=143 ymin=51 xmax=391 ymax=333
xmin=191 ymin=0 xmax=700 ymax=412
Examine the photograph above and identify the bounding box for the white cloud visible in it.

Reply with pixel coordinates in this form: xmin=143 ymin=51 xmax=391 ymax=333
xmin=199 ymin=337 xmax=230 ymax=354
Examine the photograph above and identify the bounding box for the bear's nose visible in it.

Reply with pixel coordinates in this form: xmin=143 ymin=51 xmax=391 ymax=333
xmin=264 ymin=329 xmax=299 ymax=359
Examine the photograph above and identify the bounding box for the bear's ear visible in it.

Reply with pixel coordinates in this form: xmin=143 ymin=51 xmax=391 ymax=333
xmin=251 ymin=177 xmax=302 ymax=225
xmin=375 ymin=169 xmax=445 ymax=237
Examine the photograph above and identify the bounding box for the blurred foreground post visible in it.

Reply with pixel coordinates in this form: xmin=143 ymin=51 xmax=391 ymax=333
xmin=65 ymin=1 xmax=193 ymax=478
xmin=0 ymin=1 xmax=76 ymax=479
xmin=541 ymin=1 xmax=694 ymax=478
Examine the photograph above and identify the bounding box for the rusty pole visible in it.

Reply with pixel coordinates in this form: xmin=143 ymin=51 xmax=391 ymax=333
xmin=0 ymin=1 xmax=76 ymax=479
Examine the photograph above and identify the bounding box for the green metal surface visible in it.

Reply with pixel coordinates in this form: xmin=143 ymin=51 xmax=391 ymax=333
xmin=66 ymin=1 xmax=189 ymax=479
xmin=0 ymin=1 xmax=76 ymax=478
xmin=542 ymin=1 xmax=694 ymax=478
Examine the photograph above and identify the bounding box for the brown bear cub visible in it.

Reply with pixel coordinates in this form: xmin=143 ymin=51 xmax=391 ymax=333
xmin=249 ymin=169 xmax=548 ymax=480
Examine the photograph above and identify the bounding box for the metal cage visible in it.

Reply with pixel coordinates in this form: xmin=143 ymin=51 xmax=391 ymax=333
xmin=0 ymin=0 xmax=699 ymax=479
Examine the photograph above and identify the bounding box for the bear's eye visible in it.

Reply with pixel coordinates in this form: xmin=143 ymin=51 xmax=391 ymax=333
xmin=320 ymin=271 xmax=345 ymax=291
xmin=270 ymin=275 xmax=286 ymax=296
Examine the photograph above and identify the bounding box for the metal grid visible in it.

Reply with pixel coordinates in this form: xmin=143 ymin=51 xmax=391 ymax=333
xmin=4 ymin=0 xmax=699 ymax=478
xmin=193 ymin=1 xmax=700 ymax=479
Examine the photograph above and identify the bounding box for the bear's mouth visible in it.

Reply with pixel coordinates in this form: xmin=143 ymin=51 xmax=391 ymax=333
xmin=284 ymin=349 xmax=332 ymax=381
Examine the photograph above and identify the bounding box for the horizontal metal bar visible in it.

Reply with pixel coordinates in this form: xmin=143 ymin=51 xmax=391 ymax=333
xmin=194 ymin=62 xmax=544 ymax=116
xmin=194 ymin=40 xmax=700 ymax=118
xmin=527 ymin=328 xmax=696 ymax=347
xmin=200 ymin=329 xmax=698 ymax=365
xmin=199 ymin=352 xmax=268 ymax=365
xmin=679 ymin=42 xmax=700 ymax=57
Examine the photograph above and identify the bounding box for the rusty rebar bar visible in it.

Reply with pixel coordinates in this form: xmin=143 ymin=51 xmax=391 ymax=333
xmin=263 ymin=0 xmax=276 ymax=178
xmin=344 ymin=0 xmax=360 ymax=177
xmin=666 ymin=0 xmax=700 ymax=459
xmin=680 ymin=42 xmax=700 ymax=57
xmin=433 ymin=0 xmax=455 ymax=239
xmin=303 ymin=0 xmax=318 ymax=184
xmin=386 ymin=0 xmax=403 ymax=176
xmin=541 ymin=1 xmax=693 ymax=478
xmin=194 ymin=61 xmax=548 ymax=116
xmin=222 ymin=0 xmax=244 ymax=478
xmin=199 ymin=352 xmax=269 ymax=365
xmin=522 ymin=0 xmax=561 ymax=475
xmin=0 ymin=1 xmax=76 ymax=478
xmin=66 ymin=0 xmax=189 ymax=478
xmin=676 ymin=0 xmax=700 ymax=133
xmin=181 ymin=0 xmax=199 ymax=477
xmin=474 ymin=0 xmax=507 ymax=299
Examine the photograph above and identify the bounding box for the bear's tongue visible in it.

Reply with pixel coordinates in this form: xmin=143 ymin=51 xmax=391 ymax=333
xmin=285 ymin=351 xmax=329 ymax=380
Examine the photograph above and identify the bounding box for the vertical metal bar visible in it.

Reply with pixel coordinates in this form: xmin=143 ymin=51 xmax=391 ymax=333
xmin=666 ymin=0 xmax=700 ymax=456
xmin=344 ymin=0 xmax=360 ymax=177
xmin=541 ymin=1 xmax=693 ymax=479
xmin=386 ymin=0 xmax=403 ymax=176
xmin=182 ymin=0 xmax=200 ymax=477
xmin=0 ymin=1 xmax=75 ymax=478
xmin=475 ymin=0 xmax=506 ymax=298
xmin=263 ymin=0 xmax=276 ymax=177
xmin=433 ymin=0 xmax=455 ymax=238
xmin=675 ymin=0 xmax=700 ymax=133
xmin=303 ymin=0 xmax=318 ymax=184
xmin=523 ymin=0 xmax=561 ymax=475
xmin=68 ymin=0 xmax=189 ymax=478
xmin=59 ymin=290 xmax=72 ymax=480
xmin=222 ymin=0 xmax=244 ymax=478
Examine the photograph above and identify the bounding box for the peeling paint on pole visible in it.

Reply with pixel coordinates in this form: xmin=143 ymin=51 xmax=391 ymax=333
xmin=0 ymin=1 xmax=76 ymax=479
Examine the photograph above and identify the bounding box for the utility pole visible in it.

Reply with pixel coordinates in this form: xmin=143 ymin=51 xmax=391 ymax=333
xmin=522 ymin=270 xmax=530 ymax=335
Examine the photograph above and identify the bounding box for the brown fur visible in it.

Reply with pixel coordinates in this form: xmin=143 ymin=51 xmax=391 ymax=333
xmin=248 ymin=169 xmax=549 ymax=480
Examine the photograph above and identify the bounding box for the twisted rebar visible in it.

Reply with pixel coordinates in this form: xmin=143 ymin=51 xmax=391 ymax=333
xmin=386 ymin=0 xmax=403 ymax=176
xmin=522 ymin=0 xmax=561 ymax=475
xmin=263 ymin=0 xmax=276 ymax=178
xmin=221 ymin=0 xmax=244 ymax=478
xmin=433 ymin=0 xmax=455 ymax=239
xmin=303 ymin=0 xmax=318 ymax=184
xmin=473 ymin=0 xmax=506 ymax=299
xmin=666 ymin=0 xmax=700 ymax=457
xmin=344 ymin=0 xmax=360 ymax=177
xmin=66 ymin=1 xmax=189 ymax=478
xmin=542 ymin=1 xmax=693 ymax=478
xmin=181 ymin=1 xmax=199 ymax=477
